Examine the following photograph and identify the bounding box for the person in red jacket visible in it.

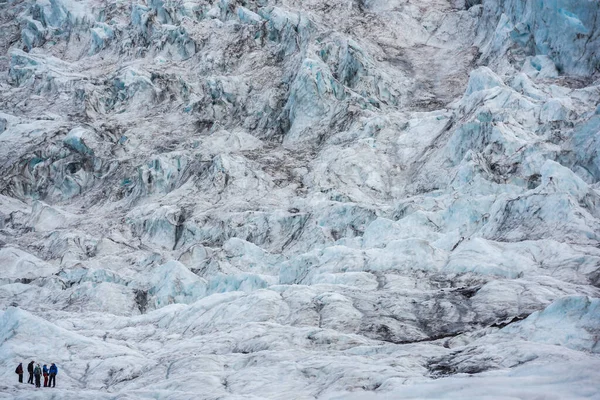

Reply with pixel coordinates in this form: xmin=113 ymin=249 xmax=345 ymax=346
xmin=15 ymin=363 xmax=23 ymax=383
xmin=43 ymin=364 xmax=49 ymax=387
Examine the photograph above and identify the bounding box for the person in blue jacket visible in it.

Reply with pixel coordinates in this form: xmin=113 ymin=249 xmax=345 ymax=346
xmin=48 ymin=363 xmax=58 ymax=388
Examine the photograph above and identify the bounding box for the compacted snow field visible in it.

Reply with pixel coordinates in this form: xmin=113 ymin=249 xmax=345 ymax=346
xmin=1 ymin=0 xmax=600 ymax=398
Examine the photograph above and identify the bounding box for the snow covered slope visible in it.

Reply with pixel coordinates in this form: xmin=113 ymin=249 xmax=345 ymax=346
xmin=0 ymin=0 xmax=599 ymax=398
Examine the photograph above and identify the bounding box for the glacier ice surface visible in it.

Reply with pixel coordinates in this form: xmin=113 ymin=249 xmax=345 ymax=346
xmin=0 ymin=0 xmax=599 ymax=398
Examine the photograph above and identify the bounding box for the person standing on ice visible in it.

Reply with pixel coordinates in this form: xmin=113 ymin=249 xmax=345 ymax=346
xmin=33 ymin=364 xmax=42 ymax=388
xmin=15 ymin=363 xmax=23 ymax=383
xmin=48 ymin=363 xmax=58 ymax=388
xmin=42 ymin=364 xmax=49 ymax=387
xmin=27 ymin=361 xmax=34 ymax=384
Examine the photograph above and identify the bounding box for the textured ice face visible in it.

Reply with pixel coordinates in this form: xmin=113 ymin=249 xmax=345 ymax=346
xmin=1 ymin=0 xmax=600 ymax=398
xmin=478 ymin=0 xmax=600 ymax=76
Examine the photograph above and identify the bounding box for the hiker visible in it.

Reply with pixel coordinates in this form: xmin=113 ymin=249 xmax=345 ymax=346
xmin=15 ymin=363 xmax=23 ymax=383
xmin=33 ymin=364 xmax=42 ymax=388
xmin=27 ymin=361 xmax=34 ymax=384
xmin=43 ymin=364 xmax=49 ymax=387
xmin=48 ymin=363 xmax=58 ymax=388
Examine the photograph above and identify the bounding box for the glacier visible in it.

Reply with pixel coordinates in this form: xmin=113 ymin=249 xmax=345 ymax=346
xmin=0 ymin=0 xmax=599 ymax=398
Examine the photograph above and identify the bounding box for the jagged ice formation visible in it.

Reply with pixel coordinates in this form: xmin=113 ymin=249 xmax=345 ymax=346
xmin=0 ymin=0 xmax=599 ymax=398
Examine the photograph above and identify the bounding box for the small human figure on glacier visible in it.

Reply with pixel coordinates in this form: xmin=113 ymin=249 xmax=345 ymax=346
xmin=48 ymin=363 xmax=58 ymax=388
xmin=15 ymin=363 xmax=23 ymax=383
xmin=43 ymin=364 xmax=49 ymax=387
xmin=27 ymin=361 xmax=34 ymax=384
xmin=33 ymin=364 xmax=42 ymax=388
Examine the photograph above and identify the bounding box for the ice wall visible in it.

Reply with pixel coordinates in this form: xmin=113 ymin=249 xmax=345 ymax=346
xmin=0 ymin=0 xmax=599 ymax=398
xmin=479 ymin=0 xmax=600 ymax=76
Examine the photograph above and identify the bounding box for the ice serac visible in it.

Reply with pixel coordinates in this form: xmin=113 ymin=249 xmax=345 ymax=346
xmin=0 ymin=247 xmax=58 ymax=283
xmin=1 ymin=0 xmax=600 ymax=398
xmin=147 ymin=260 xmax=207 ymax=308
xmin=502 ymin=295 xmax=600 ymax=353
xmin=479 ymin=0 xmax=600 ymax=76
xmin=480 ymin=160 xmax=600 ymax=244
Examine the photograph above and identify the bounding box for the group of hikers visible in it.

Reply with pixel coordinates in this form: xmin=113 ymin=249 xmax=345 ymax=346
xmin=15 ymin=361 xmax=58 ymax=388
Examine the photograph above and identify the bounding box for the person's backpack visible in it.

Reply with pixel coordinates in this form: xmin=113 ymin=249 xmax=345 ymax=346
xmin=15 ymin=366 xmax=18 ymax=374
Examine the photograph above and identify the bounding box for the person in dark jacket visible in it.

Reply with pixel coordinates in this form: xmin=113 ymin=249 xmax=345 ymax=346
xmin=33 ymin=364 xmax=42 ymax=388
xmin=27 ymin=361 xmax=34 ymax=384
xmin=48 ymin=363 xmax=58 ymax=388
xmin=43 ymin=364 xmax=49 ymax=387
xmin=15 ymin=363 xmax=23 ymax=383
